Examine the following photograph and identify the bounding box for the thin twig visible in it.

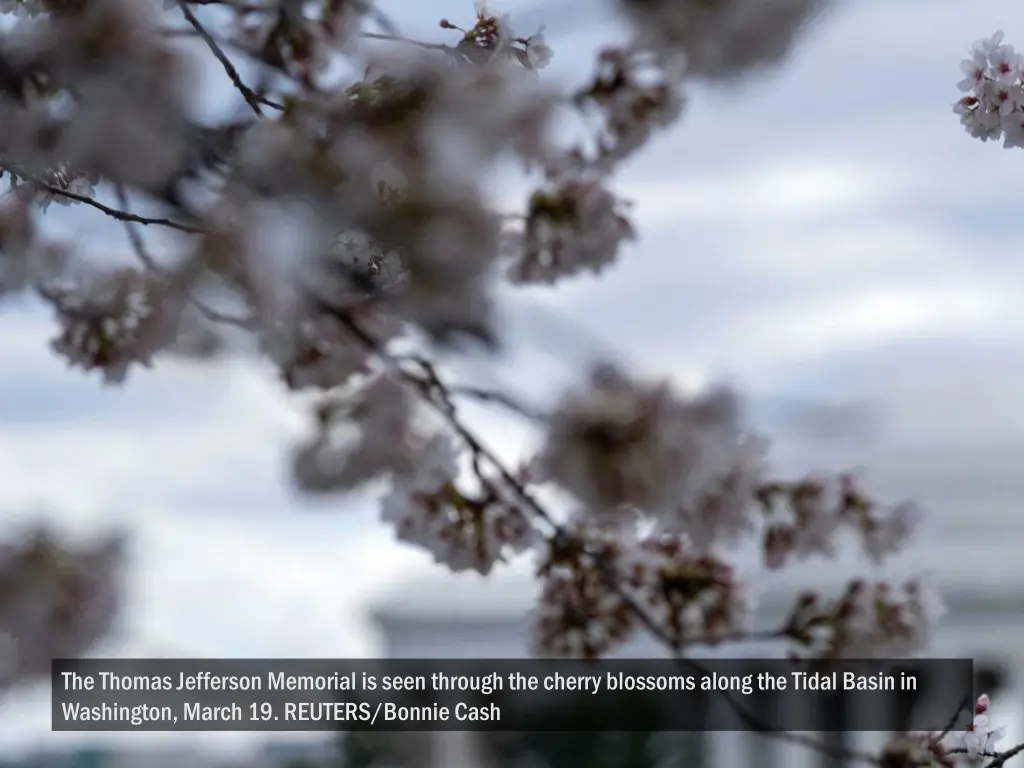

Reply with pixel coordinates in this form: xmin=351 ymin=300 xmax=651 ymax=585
xmin=178 ymin=1 xmax=267 ymax=116
xmin=446 ymin=382 xmax=547 ymax=421
xmin=350 ymin=0 xmax=402 ymax=38
xmin=395 ymin=354 xmax=546 ymax=422
xmin=31 ymin=179 xmax=203 ymax=234
xmin=935 ymin=695 xmax=969 ymax=742
xmin=361 ymin=32 xmax=452 ymax=51
xmin=114 ymin=183 xmax=254 ymax=329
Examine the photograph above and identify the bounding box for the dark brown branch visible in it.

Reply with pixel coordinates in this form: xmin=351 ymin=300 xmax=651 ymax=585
xmin=395 ymin=354 xmax=546 ymax=422
xmin=989 ymin=743 xmax=1024 ymax=768
xmin=178 ymin=1 xmax=270 ymax=116
xmin=446 ymin=382 xmax=546 ymax=420
xmin=28 ymin=177 xmax=203 ymax=234
xmin=935 ymin=695 xmax=969 ymax=742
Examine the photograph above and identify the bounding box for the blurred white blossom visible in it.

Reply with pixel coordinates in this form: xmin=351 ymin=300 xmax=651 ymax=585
xmin=0 ymin=528 xmax=124 ymax=690
xmin=618 ymin=0 xmax=826 ymax=79
xmin=381 ymin=433 xmax=537 ymax=575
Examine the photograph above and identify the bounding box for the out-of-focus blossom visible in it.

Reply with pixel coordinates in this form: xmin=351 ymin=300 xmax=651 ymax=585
xmin=0 ymin=527 xmax=124 ymax=691
xmin=785 ymin=578 xmax=943 ymax=659
xmin=531 ymin=364 xmax=755 ymax=525
xmin=618 ymin=0 xmax=827 ymax=79
xmin=380 ymin=433 xmax=537 ymax=575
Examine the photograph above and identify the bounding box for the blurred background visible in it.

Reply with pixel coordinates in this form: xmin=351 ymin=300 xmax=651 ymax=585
xmin=3 ymin=0 xmax=1024 ymax=765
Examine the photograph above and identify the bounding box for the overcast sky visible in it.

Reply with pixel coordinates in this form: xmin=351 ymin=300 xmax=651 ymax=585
xmin=4 ymin=0 xmax=1024 ymax=755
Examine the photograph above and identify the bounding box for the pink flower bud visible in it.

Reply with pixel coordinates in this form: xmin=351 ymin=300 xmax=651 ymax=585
xmin=976 ymin=693 xmax=990 ymax=714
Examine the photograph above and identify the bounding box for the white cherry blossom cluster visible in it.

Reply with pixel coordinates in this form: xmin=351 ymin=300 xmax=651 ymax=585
xmin=783 ymin=578 xmax=941 ymax=659
xmin=521 ymin=364 xmax=930 ymax=659
xmin=506 ymin=174 xmax=636 ymax=285
xmin=42 ymin=267 xmax=184 ymax=384
xmin=9 ymin=164 xmax=97 ymax=211
xmin=291 ymin=374 xmax=418 ymax=493
xmin=760 ymin=474 xmax=919 ymax=568
xmin=381 ymin=433 xmax=538 ymax=575
xmin=532 ymin=525 xmax=747 ymax=657
xmin=954 ymin=31 xmax=1024 ymax=147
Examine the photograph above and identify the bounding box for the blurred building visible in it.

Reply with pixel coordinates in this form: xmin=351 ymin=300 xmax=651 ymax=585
xmin=369 ymin=551 xmax=1024 ymax=768
xmin=2 ymin=742 xmax=334 ymax=768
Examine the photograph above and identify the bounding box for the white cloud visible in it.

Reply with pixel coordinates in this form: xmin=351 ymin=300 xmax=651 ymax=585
xmin=715 ymin=279 xmax=1022 ymax=371
xmin=625 ymin=159 xmax=895 ymax=228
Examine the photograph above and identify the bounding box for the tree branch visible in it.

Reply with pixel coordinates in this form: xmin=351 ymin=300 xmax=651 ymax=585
xmin=315 ymin=304 xmax=885 ymax=765
xmin=177 ymin=1 xmax=277 ymax=116
xmin=361 ymin=32 xmax=452 ymax=52
xmin=989 ymin=743 xmax=1024 ymax=768
xmin=6 ymin=170 xmax=203 ymax=234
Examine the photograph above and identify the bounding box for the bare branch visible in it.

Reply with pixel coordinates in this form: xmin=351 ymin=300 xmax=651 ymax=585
xmin=361 ymin=32 xmax=453 ymax=52
xmin=988 ymin=743 xmax=1024 ymax=768
xmin=177 ymin=1 xmax=272 ymax=116
xmin=12 ymin=173 xmax=204 ymax=234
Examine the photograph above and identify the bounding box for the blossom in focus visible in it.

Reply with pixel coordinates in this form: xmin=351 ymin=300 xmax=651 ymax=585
xmin=533 ymin=527 xmax=751 ymax=656
xmin=953 ymin=30 xmax=1024 ymax=147
xmin=946 ymin=693 xmax=1007 ymax=761
xmin=533 ymin=529 xmax=637 ymax=658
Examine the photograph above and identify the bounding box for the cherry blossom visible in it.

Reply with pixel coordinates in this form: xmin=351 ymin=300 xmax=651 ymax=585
xmin=531 ymin=364 xmax=754 ymax=521
xmin=784 ymin=578 xmax=943 ymax=659
xmin=944 ymin=694 xmax=1008 ymax=762
xmin=953 ymin=31 xmax=1024 ymax=148
xmin=380 ymin=433 xmax=537 ymax=574
xmin=291 ymin=373 xmax=417 ymax=493
xmin=618 ymin=0 xmax=826 ymax=80
xmin=506 ymin=174 xmax=636 ymax=285
xmin=43 ymin=267 xmax=185 ymax=384
xmin=0 ymin=528 xmax=124 ymax=691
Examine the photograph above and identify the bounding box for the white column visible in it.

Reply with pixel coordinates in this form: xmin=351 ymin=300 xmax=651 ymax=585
xmin=430 ymin=731 xmax=492 ymax=768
